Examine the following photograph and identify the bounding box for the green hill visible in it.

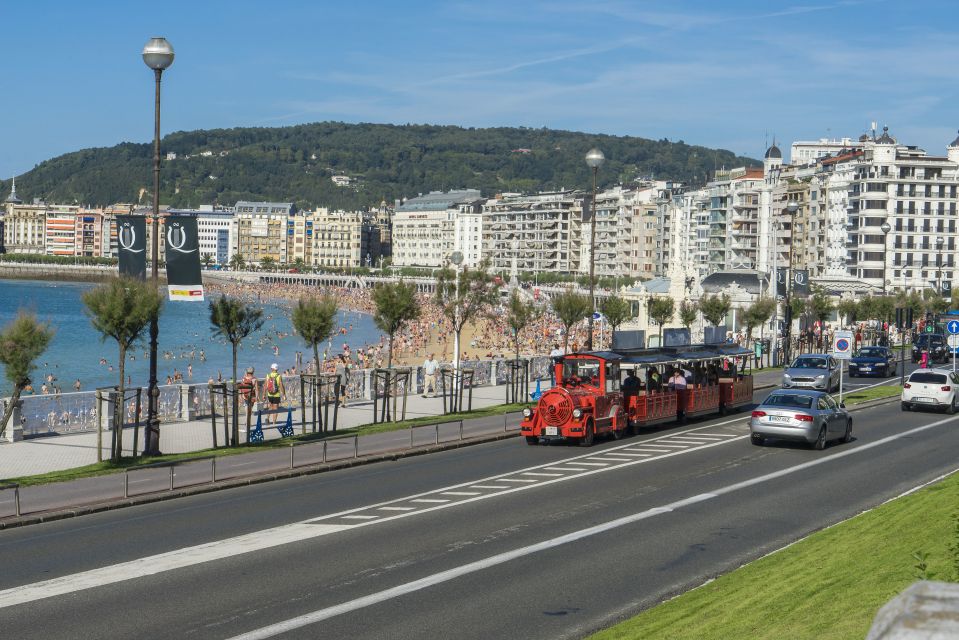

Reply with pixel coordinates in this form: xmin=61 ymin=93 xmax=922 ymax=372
xmin=2 ymin=122 xmax=757 ymax=210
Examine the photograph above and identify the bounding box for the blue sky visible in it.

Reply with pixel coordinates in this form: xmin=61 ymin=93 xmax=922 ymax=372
xmin=2 ymin=0 xmax=958 ymax=180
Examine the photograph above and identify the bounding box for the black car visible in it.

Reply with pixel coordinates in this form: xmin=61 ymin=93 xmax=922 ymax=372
xmin=849 ymin=346 xmax=896 ymax=377
xmin=911 ymin=333 xmax=948 ymax=363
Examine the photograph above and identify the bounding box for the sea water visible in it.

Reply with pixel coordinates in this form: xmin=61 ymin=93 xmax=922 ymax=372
xmin=0 ymin=279 xmax=383 ymax=392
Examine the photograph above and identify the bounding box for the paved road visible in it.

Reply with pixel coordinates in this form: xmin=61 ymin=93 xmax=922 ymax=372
xmin=1 ymin=367 xmax=957 ymax=639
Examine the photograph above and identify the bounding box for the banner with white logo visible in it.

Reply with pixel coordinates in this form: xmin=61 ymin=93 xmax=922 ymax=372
xmin=792 ymin=269 xmax=810 ymax=295
xmin=116 ymin=215 xmax=147 ymax=281
xmin=164 ymin=215 xmax=204 ymax=301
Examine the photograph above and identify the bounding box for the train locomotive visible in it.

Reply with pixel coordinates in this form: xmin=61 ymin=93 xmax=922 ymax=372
xmin=520 ymin=345 xmax=754 ymax=446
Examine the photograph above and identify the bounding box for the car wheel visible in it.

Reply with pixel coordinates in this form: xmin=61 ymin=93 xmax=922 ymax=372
xmin=901 ymin=402 xmax=911 ymax=412
xmin=751 ymin=433 xmax=765 ymax=446
xmin=841 ymin=419 xmax=853 ymax=443
xmin=949 ymin=398 xmax=957 ymax=415
xmin=813 ymin=425 xmax=828 ymax=450
xmin=525 ymin=436 xmax=539 ymax=446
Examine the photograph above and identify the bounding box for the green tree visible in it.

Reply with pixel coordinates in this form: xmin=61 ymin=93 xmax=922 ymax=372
xmin=0 ymin=311 xmax=54 ymax=440
xmin=678 ymin=300 xmax=698 ymax=329
xmin=259 ymin=256 xmax=276 ymax=272
xmin=744 ymin=297 xmax=776 ymax=342
xmin=201 ymin=253 xmax=214 ymax=268
xmin=648 ymin=297 xmax=676 ymax=345
xmin=209 ymin=295 xmax=264 ymax=446
xmin=229 ymin=253 xmax=245 ymax=271
xmin=292 ymin=257 xmax=307 ymax=273
xmin=551 ymin=288 xmax=591 ymax=354
xmin=601 ymin=295 xmax=633 ymax=334
xmin=837 ymin=299 xmax=859 ymax=326
xmin=435 ymin=262 xmax=499 ymax=365
xmin=923 ymin=291 xmax=949 ymax=315
xmin=873 ymin=296 xmax=896 ymax=326
xmin=292 ymin=295 xmax=339 ymax=374
xmin=807 ymin=287 xmax=834 ymax=350
xmin=505 ymin=290 xmax=539 ymax=360
xmin=83 ymin=278 xmax=162 ymax=461
xmin=699 ymin=294 xmax=731 ymax=326
xmin=371 ymin=280 xmax=420 ymax=368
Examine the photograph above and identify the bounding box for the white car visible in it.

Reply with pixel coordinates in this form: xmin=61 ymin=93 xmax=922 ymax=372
xmin=901 ymin=368 xmax=959 ymax=413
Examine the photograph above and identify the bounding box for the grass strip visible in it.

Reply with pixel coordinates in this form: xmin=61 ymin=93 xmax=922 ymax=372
xmin=4 ymin=402 xmax=532 ymax=487
xmin=589 ymin=471 xmax=959 ymax=640
xmin=841 ymin=383 xmax=902 ymax=405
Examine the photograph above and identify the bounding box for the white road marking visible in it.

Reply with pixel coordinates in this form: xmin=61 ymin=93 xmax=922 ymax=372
xmin=544 ymin=467 xmax=590 ymax=472
xmin=410 ymin=498 xmax=449 ymax=504
xmin=633 ymin=448 xmax=673 ymax=453
xmin=441 ymin=491 xmax=481 ymax=496
xmin=342 ymin=515 xmax=378 ymax=520
xmin=522 ymin=472 xmax=562 ymax=477
xmin=612 ymin=452 xmax=651 ymax=457
xmin=498 ymin=479 xmax=537 ymax=483
xmin=378 ymin=507 xmax=414 ymax=511
xmin=570 ymin=461 xmax=608 ymax=466
xmin=592 ymin=457 xmax=636 ymax=462
xmin=7 ymin=408 xmax=946 ymax=615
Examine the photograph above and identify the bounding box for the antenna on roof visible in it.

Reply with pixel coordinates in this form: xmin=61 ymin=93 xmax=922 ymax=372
xmin=871 ymin=121 xmax=877 ymax=141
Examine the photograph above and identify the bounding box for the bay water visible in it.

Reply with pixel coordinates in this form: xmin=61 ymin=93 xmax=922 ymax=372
xmin=0 ymin=279 xmax=383 ymax=394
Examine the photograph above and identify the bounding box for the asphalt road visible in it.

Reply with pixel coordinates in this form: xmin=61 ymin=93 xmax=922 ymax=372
xmin=2 ymin=365 xmax=957 ymax=639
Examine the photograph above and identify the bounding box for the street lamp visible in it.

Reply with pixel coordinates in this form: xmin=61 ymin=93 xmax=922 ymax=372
xmin=142 ymin=37 xmax=174 ymax=456
xmin=880 ymin=221 xmax=892 ymax=296
xmin=936 ymin=235 xmax=945 ymax=296
xmin=585 ymin=148 xmax=605 ymax=351
xmin=783 ymin=201 xmax=799 ymax=363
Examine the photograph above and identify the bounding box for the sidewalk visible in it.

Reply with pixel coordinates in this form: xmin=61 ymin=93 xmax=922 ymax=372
xmin=0 ymin=379 xmax=551 ymax=479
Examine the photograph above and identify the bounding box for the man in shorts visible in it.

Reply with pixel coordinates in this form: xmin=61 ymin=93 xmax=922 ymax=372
xmin=422 ymin=353 xmax=439 ymax=397
xmin=263 ymin=363 xmax=285 ymax=426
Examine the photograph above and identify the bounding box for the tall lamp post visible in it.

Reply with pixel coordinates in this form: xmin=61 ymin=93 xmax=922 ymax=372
xmin=142 ymin=37 xmax=174 ymax=455
xmin=783 ymin=201 xmax=799 ymax=364
xmin=584 ymin=148 xmax=605 ymax=351
xmin=936 ymin=235 xmax=945 ymax=296
xmin=880 ymin=221 xmax=892 ymax=296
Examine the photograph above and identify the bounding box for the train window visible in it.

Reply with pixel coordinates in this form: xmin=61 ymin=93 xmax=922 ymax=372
xmin=606 ymin=363 xmax=620 ymax=393
xmin=563 ymin=358 xmax=601 ymax=385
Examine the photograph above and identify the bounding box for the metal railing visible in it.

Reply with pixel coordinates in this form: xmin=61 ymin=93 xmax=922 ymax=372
xmin=124 ymin=456 xmax=217 ymax=498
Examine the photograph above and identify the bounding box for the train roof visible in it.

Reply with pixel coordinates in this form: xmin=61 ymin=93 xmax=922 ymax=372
xmin=560 ymin=344 xmax=752 ymax=365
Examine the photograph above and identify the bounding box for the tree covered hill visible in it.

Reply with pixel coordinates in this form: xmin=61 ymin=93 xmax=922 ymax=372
xmin=3 ymin=122 xmax=757 ymax=210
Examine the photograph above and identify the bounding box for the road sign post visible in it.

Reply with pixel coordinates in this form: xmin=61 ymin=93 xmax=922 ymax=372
xmin=949 ymin=334 xmax=959 ymax=373
xmin=833 ymin=330 xmax=853 ymax=405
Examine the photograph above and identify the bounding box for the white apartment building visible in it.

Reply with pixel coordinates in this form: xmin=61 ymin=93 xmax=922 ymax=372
xmin=169 ymin=205 xmax=234 ymax=265
xmin=392 ymin=190 xmax=483 ymax=268
xmin=233 ymin=201 xmax=294 ymax=266
xmin=483 ymin=190 xmax=582 ymax=275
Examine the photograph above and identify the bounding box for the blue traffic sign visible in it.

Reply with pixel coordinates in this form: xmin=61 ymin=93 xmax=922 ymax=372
xmin=948 ymin=320 xmax=959 ymax=335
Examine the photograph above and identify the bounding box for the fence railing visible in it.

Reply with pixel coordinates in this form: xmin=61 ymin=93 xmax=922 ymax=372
xmin=6 ymin=356 xmax=552 ymax=438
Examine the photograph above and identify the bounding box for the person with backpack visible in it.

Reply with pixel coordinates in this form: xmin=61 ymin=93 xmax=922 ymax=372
xmin=262 ymin=363 xmax=285 ymax=426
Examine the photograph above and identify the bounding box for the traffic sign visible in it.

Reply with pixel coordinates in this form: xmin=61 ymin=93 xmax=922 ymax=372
xmin=949 ymin=334 xmax=959 ymax=351
xmin=833 ymin=330 xmax=853 ymax=360
xmin=948 ymin=320 xmax=959 ymax=335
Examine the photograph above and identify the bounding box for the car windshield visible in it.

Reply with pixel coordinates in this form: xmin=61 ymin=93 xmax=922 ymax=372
xmin=858 ymin=348 xmax=884 ymax=357
xmin=909 ymin=372 xmax=947 ymax=384
xmin=764 ymin=394 xmax=814 ymax=409
xmin=563 ymin=358 xmax=601 ymax=383
xmin=791 ymin=357 xmax=827 ymax=369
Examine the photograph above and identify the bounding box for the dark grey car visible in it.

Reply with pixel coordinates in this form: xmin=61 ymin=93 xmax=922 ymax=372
xmin=750 ymin=389 xmax=852 ymax=449
xmin=782 ymin=354 xmax=841 ymax=392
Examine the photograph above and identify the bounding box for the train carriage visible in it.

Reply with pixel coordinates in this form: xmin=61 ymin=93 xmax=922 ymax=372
xmin=520 ymin=345 xmax=753 ymax=446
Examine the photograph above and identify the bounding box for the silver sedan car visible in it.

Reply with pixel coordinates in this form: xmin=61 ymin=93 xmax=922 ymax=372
xmin=782 ymin=354 xmax=841 ymax=392
xmin=750 ymin=389 xmax=852 ymax=449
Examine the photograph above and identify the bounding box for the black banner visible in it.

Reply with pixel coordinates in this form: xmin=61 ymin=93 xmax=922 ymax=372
xmin=942 ymin=280 xmax=952 ymax=298
xmin=164 ymin=215 xmax=204 ymax=301
xmin=793 ymin=269 xmax=810 ymax=295
xmin=116 ymin=215 xmax=146 ymax=281
xmin=776 ymin=268 xmax=788 ymax=298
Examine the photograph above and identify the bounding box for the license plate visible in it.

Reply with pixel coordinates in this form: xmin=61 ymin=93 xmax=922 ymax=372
xmin=769 ymin=416 xmax=791 ymax=423
xmin=860 ymin=367 xmax=871 ymax=371
xmin=545 ymin=426 xmax=558 ymax=436
xmin=914 ymin=397 xmax=935 ymax=404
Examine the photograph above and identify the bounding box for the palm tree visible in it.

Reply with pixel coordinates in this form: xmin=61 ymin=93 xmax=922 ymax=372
xmin=372 ymin=280 xmax=420 ymax=368
xmin=201 ymin=253 xmax=214 ymax=269
xmin=551 ymin=288 xmax=591 ymax=353
xmin=259 ymin=256 xmax=276 ymax=272
xmin=83 ymin=278 xmax=162 ymax=461
xmin=0 ymin=311 xmax=54 ymax=440
xmin=292 ymin=295 xmax=339 ymax=374
xmin=228 ymin=253 xmax=246 ymax=272
xmin=209 ymin=295 xmax=264 ymax=446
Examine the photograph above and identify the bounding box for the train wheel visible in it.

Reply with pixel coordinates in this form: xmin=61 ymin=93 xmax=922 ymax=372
xmin=579 ymin=423 xmax=595 ymax=447
xmin=525 ymin=436 xmax=538 ymax=446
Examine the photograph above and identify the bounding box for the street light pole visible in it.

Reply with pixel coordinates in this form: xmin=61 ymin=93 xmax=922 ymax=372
xmin=936 ymin=235 xmax=945 ymax=296
xmin=584 ymin=148 xmax=605 ymax=351
xmin=880 ymin=221 xmax=892 ymax=296
xmin=142 ymin=37 xmax=174 ymax=456
xmin=784 ymin=201 xmax=799 ymax=363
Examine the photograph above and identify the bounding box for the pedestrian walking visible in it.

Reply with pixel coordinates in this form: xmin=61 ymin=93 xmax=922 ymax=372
xmin=422 ymin=353 xmax=439 ymax=397
xmin=548 ymin=343 xmax=563 ymax=386
xmin=262 ymin=363 xmax=285 ymax=426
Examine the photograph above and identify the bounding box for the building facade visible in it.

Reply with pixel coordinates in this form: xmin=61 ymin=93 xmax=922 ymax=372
xmin=234 ymin=201 xmax=294 ymax=266
xmin=392 ymin=190 xmax=483 ymax=268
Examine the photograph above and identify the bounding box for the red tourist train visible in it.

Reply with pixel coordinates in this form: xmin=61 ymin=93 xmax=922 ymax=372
xmin=519 ymin=345 xmax=754 ymax=446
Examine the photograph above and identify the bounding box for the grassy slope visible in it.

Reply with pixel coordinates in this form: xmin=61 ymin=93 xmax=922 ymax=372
xmin=591 ymin=467 xmax=958 ymax=640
